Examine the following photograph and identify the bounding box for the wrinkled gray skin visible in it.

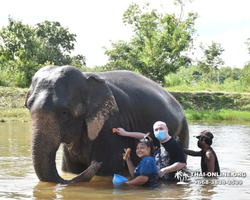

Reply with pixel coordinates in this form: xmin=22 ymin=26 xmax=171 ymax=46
xmin=25 ymin=65 xmax=189 ymax=184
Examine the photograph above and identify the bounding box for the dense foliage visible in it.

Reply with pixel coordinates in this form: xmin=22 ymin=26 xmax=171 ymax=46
xmin=0 ymin=2 xmax=250 ymax=91
xmin=103 ymin=3 xmax=197 ymax=83
xmin=0 ymin=17 xmax=86 ymax=87
xmin=164 ymin=39 xmax=250 ymax=91
xmin=197 ymin=41 xmax=225 ymax=82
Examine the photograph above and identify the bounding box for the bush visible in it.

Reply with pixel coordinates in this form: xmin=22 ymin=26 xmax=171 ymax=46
xmin=0 ymin=70 xmax=10 ymax=86
xmin=164 ymin=73 xmax=182 ymax=87
xmin=242 ymin=62 xmax=250 ymax=86
xmin=224 ymin=77 xmax=235 ymax=84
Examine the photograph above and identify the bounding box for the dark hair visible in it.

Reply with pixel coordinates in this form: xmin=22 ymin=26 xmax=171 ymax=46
xmin=200 ymin=135 xmax=213 ymax=145
xmin=137 ymin=135 xmax=155 ymax=156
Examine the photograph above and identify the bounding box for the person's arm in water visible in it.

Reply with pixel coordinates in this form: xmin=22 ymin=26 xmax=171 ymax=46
xmin=123 ymin=148 xmax=149 ymax=185
xmin=158 ymin=162 xmax=186 ymax=178
xmin=125 ymin=176 xmax=149 ymax=185
xmin=116 ymin=128 xmax=145 ymax=139
xmin=183 ymin=148 xmax=202 ymax=156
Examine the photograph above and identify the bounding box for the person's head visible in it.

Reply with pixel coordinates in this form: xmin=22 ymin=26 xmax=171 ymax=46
xmin=153 ymin=121 xmax=168 ymax=141
xmin=136 ymin=136 xmax=155 ymax=158
xmin=194 ymin=130 xmax=214 ymax=148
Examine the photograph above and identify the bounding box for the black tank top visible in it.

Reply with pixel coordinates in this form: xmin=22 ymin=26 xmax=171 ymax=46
xmin=201 ymin=147 xmax=220 ymax=174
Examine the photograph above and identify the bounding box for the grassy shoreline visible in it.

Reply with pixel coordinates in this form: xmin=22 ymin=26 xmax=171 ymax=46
xmin=0 ymin=86 xmax=30 ymax=122
xmin=1 ymin=108 xmax=250 ymax=123
xmin=1 ymin=86 xmax=250 ymax=122
xmin=185 ymin=109 xmax=250 ymax=121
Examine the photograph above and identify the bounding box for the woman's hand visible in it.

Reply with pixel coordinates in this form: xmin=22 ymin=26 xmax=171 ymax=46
xmin=123 ymin=148 xmax=131 ymax=161
xmin=125 ymin=175 xmax=149 ymax=186
xmin=123 ymin=148 xmax=135 ymax=177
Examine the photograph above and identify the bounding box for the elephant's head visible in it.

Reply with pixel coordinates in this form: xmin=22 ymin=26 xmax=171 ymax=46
xmin=25 ymin=65 xmax=119 ymax=183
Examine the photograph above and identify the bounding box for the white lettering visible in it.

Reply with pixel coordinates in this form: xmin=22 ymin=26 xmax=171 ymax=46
xmin=190 ymin=171 xmax=247 ymax=177
xmin=221 ymin=172 xmax=230 ymax=177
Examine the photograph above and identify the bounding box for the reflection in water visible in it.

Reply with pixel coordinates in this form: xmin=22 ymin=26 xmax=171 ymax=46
xmin=0 ymin=121 xmax=250 ymax=199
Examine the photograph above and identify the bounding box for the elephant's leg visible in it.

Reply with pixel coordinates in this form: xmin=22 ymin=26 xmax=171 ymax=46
xmin=62 ymin=145 xmax=88 ymax=174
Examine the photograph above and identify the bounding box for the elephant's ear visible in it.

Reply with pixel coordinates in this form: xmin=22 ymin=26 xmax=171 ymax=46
xmin=85 ymin=75 xmax=119 ymax=140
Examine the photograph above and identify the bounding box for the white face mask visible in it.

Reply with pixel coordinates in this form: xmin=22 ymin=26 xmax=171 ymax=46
xmin=154 ymin=130 xmax=166 ymax=141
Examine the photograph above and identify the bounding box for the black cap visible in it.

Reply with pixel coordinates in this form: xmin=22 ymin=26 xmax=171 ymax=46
xmin=193 ymin=130 xmax=214 ymax=140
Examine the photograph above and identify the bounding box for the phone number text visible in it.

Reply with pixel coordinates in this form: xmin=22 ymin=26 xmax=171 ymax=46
xmin=194 ymin=179 xmax=243 ymax=185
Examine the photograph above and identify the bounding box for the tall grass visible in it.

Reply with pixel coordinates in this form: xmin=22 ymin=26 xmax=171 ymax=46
xmin=0 ymin=108 xmax=30 ymax=122
xmin=166 ymin=81 xmax=250 ymax=93
xmin=0 ymin=86 xmax=30 ymax=122
xmin=185 ymin=109 xmax=250 ymax=121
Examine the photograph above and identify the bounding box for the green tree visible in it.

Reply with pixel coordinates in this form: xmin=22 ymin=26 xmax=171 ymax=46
xmin=231 ymin=67 xmax=242 ymax=80
xmin=0 ymin=17 xmax=41 ymax=87
xmin=71 ymin=55 xmax=86 ymax=70
xmin=219 ymin=66 xmax=233 ymax=82
xmin=104 ymin=2 xmax=197 ymax=83
xmin=245 ymin=38 xmax=250 ymax=54
xmin=35 ymin=21 xmax=78 ymax=65
xmin=103 ymin=40 xmax=136 ymax=71
xmin=242 ymin=38 xmax=250 ymax=86
xmin=0 ymin=17 xmax=85 ymax=87
xmin=178 ymin=65 xmax=202 ymax=84
xmin=219 ymin=66 xmax=242 ymax=83
xmin=242 ymin=62 xmax=250 ymax=86
xmin=198 ymin=41 xmax=225 ymax=82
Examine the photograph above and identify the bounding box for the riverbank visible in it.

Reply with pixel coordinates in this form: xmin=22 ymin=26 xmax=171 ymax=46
xmin=0 ymin=86 xmax=30 ymax=122
xmin=1 ymin=86 xmax=250 ymax=122
xmin=170 ymin=91 xmax=250 ymax=121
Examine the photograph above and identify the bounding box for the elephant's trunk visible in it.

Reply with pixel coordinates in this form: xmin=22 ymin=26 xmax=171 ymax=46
xmin=31 ymin=114 xmax=102 ymax=184
xmin=32 ymin=129 xmax=65 ymax=183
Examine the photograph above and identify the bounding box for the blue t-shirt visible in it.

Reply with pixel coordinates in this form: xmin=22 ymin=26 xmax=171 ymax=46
xmin=134 ymin=156 xmax=158 ymax=186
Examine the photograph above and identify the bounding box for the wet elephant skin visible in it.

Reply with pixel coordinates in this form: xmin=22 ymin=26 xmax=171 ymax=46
xmin=25 ymin=65 xmax=189 ymax=183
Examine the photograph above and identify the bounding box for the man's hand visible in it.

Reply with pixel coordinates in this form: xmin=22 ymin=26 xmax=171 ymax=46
xmin=158 ymin=162 xmax=186 ymax=178
xmin=116 ymin=128 xmax=128 ymax=137
xmin=158 ymin=168 xmax=166 ymax=178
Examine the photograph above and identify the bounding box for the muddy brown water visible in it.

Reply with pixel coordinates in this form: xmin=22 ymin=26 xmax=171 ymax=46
xmin=0 ymin=121 xmax=249 ymax=199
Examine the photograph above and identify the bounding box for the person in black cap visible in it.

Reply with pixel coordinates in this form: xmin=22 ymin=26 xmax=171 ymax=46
xmin=183 ymin=130 xmax=220 ymax=174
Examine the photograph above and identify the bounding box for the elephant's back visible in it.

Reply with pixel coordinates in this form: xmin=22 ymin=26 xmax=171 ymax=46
xmin=100 ymin=71 xmax=188 ymax=141
xmin=101 ymin=70 xmax=180 ymax=108
xmin=98 ymin=70 xmax=167 ymax=95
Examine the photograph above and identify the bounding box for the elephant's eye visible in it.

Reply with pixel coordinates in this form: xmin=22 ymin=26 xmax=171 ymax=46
xmin=60 ymin=109 xmax=69 ymax=121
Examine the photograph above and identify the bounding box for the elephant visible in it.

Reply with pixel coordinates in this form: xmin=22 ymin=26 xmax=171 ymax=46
xmin=25 ymin=65 xmax=189 ymax=184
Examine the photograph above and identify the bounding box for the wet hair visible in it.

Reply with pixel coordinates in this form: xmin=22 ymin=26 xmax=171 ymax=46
xmin=200 ymin=135 xmax=213 ymax=145
xmin=137 ymin=135 xmax=155 ymax=156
